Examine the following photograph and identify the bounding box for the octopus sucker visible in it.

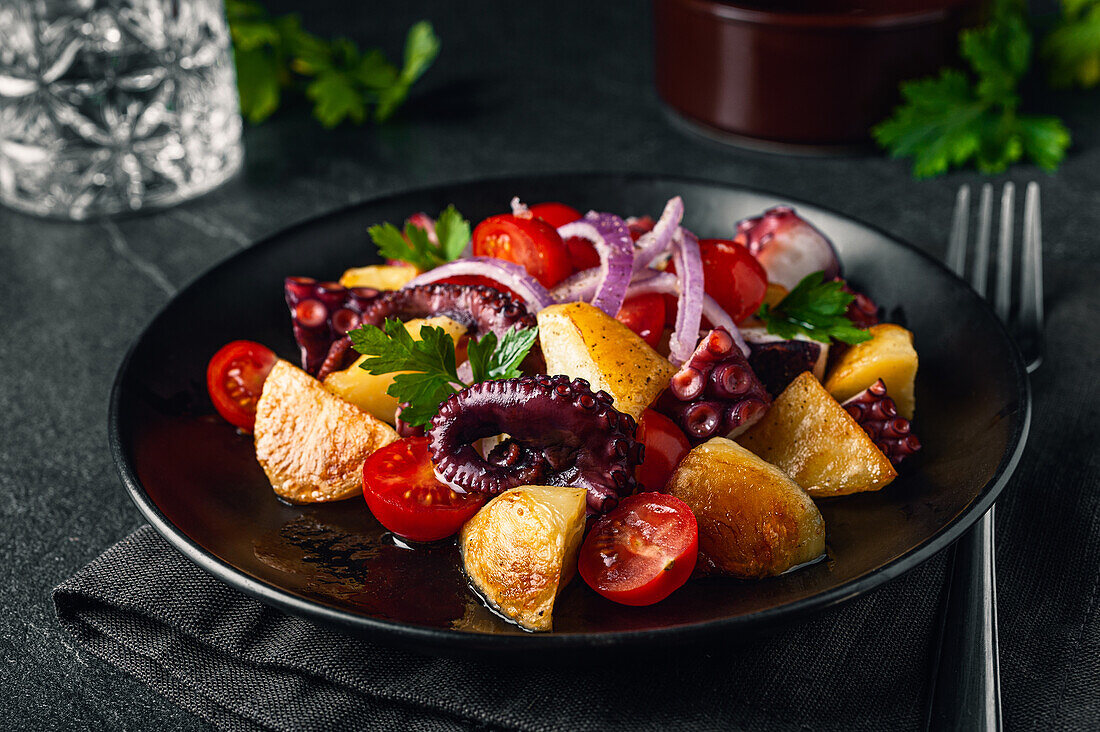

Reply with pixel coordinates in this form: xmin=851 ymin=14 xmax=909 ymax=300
xmin=842 ymin=379 xmax=921 ymax=465
xmin=656 ymin=327 xmax=772 ymax=445
xmin=427 ymin=375 xmax=642 ymax=514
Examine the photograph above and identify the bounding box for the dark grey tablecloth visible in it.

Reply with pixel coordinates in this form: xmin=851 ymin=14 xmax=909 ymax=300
xmin=4 ymin=0 xmax=1099 ymax=729
xmin=54 ymin=526 xmax=951 ymax=732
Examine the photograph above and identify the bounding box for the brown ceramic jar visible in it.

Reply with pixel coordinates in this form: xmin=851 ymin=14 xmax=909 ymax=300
xmin=654 ymin=0 xmax=982 ymax=147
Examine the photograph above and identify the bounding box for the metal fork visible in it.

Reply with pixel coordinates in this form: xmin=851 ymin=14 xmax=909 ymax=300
xmin=928 ymin=182 xmax=1044 ymax=731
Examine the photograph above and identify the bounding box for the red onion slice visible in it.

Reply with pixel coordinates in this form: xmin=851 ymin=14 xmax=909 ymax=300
xmin=556 ymin=212 xmax=634 ymax=317
xmin=667 ymin=228 xmax=704 ymax=365
xmin=551 ymin=266 xmax=599 ymax=302
xmin=626 ymin=271 xmax=749 ymax=358
xmin=633 ymin=196 xmax=683 ymax=272
xmin=737 ymin=206 xmax=841 ymax=290
xmin=406 ymin=256 xmax=555 ymax=311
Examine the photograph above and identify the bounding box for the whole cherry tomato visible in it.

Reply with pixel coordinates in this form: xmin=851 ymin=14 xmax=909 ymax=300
xmin=528 ymin=202 xmax=600 ymax=272
xmin=578 ymin=492 xmax=698 ymax=606
xmin=206 ymin=340 xmax=277 ymax=432
xmin=615 ymin=294 xmax=666 ymax=350
xmin=635 ymin=409 xmax=691 ymax=492
xmin=362 ymin=437 xmax=486 ymax=542
xmin=668 ymin=238 xmax=768 ymax=324
xmin=472 ymin=214 xmax=572 ymax=288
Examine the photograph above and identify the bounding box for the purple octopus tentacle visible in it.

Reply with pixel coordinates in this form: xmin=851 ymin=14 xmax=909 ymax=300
xmin=842 ymin=379 xmax=921 ymax=465
xmin=655 ymin=327 xmax=772 ymax=444
xmin=427 ymin=375 xmax=642 ymax=514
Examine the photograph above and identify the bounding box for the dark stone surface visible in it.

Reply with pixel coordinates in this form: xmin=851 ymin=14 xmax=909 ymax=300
xmin=1 ymin=0 xmax=1098 ymax=729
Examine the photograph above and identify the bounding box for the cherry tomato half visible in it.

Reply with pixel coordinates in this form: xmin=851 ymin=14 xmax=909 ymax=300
xmin=668 ymin=238 xmax=768 ymax=324
xmin=635 ymin=409 xmax=691 ymax=492
xmin=363 ymin=437 xmax=486 ymax=542
xmin=578 ymin=492 xmax=698 ymax=606
xmin=528 ymin=202 xmax=581 ymax=228
xmin=615 ymin=294 xmax=666 ymax=350
xmin=206 ymin=340 xmax=277 ymax=432
xmin=473 ymin=214 xmax=573 ymax=288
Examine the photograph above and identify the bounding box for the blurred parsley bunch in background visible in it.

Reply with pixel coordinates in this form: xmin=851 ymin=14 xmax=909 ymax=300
xmin=874 ymin=0 xmax=1100 ymax=178
xmin=225 ymin=0 xmax=440 ymax=127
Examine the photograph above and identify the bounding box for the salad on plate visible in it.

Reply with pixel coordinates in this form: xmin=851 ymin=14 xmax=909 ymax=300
xmin=204 ymin=195 xmax=921 ymax=631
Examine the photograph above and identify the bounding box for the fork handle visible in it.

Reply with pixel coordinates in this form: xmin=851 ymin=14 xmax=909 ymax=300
xmin=929 ymin=507 xmax=1003 ymax=731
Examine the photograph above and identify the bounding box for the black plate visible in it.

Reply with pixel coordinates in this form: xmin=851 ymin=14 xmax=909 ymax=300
xmin=109 ymin=173 xmax=1030 ymax=653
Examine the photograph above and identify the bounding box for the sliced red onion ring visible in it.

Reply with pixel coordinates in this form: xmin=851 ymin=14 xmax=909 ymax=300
xmin=633 ymin=196 xmax=683 ymax=272
xmin=551 ymin=266 xmax=599 ymax=302
xmin=556 ymin=212 xmax=634 ymax=317
xmin=666 ymin=227 xmax=705 ymax=366
xmin=737 ymin=206 xmax=841 ymax=290
xmin=406 ymin=256 xmax=555 ymax=310
xmin=626 ymin=271 xmax=749 ymax=358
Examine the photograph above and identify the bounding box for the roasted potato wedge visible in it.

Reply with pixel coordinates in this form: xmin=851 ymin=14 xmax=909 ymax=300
xmin=738 ymin=372 xmax=897 ymax=497
xmin=667 ymin=437 xmax=825 ymax=578
xmin=459 ymin=485 xmax=587 ymax=632
xmin=323 ymin=316 xmax=467 ymax=423
xmin=824 ymin=323 xmax=917 ymax=419
xmin=537 ymin=301 xmax=675 ymax=421
xmin=338 ymin=263 xmax=419 ymax=290
xmin=254 ymin=359 xmax=398 ymax=503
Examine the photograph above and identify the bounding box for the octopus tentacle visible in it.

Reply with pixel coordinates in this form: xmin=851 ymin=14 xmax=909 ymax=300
xmin=285 ymin=279 xmax=535 ymax=378
xmin=656 ymin=327 xmax=772 ymax=444
xmin=427 ymin=375 xmax=642 ymax=514
xmin=842 ymin=379 xmax=921 ymax=466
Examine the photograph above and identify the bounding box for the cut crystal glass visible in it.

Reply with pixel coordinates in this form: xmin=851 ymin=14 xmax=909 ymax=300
xmin=0 ymin=0 xmax=244 ymax=219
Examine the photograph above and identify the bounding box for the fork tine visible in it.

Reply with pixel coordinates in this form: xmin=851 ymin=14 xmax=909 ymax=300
xmin=947 ymin=184 xmax=970 ymax=277
xmin=1020 ymin=182 xmax=1044 ymax=372
xmin=973 ymin=184 xmax=993 ymax=296
xmin=995 ymin=183 xmax=1015 ymax=322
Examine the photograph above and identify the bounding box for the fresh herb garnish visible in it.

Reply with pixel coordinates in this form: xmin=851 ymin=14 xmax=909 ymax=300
xmin=368 ymin=205 xmax=470 ymax=270
xmin=348 ymin=319 xmax=539 ymax=426
xmin=1042 ymin=0 xmax=1100 ymax=89
xmin=872 ymin=0 xmax=1071 ymax=177
xmin=756 ymin=272 xmax=873 ymax=345
xmin=226 ymin=0 xmax=440 ymax=126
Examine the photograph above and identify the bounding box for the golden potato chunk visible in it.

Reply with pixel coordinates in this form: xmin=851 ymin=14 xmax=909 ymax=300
xmin=338 ymin=263 xmax=419 ymax=290
xmin=825 ymin=323 xmax=917 ymax=419
xmin=460 ymin=485 xmax=587 ymax=632
xmin=738 ymin=372 xmax=896 ymax=497
xmin=537 ymin=301 xmax=675 ymax=422
xmin=254 ymin=360 xmax=398 ymax=503
xmin=323 ymin=316 xmax=467 ymax=423
xmin=668 ymin=437 xmax=825 ymax=578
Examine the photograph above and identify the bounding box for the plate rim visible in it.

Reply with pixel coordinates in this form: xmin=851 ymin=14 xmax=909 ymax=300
xmin=108 ymin=171 xmax=1032 ymax=651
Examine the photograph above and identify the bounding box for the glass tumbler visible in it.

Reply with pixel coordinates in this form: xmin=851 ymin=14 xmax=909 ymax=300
xmin=0 ymin=0 xmax=243 ymax=219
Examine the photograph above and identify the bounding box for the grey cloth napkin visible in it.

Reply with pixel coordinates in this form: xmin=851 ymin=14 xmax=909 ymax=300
xmin=54 ymin=525 xmax=949 ymax=731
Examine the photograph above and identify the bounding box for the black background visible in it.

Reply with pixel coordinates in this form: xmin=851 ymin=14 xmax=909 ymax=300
xmin=2 ymin=0 xmax=1098 ymax=729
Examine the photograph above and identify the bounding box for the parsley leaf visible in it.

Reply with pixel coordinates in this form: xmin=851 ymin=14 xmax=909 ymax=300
xmin=756 ymin=272 xmax=873 ymax=345
xmin=434 ymin=205 xmax=472 ymax=262
xmin=224 ymin=1 xmax=439 ymax=127
xmin=1042 ymin=0 xmax=1100 ymax=89
xmin=347 ymin=319 xmax=539 ymax=427
xmin=873 ymin=0 xmax=1071 ymax=177
xmin=368 ymin=205 xmax=471 ymax=271
xmin=467 ymin=326 xmax=540 ymax=383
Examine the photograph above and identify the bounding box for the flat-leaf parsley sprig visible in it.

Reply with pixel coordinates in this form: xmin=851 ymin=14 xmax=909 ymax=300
xmin=872 ymin=0 xmax=1071 ymax=177
xmin=225 ymin=0 xmax=440 ymax=126
xmin=368 ymin=205 xmax=470 ymax=271
xmin=756 ymin=272 xmax=873 ymax=345
xmin=347 ymin=319 xmax=539 ymax=427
